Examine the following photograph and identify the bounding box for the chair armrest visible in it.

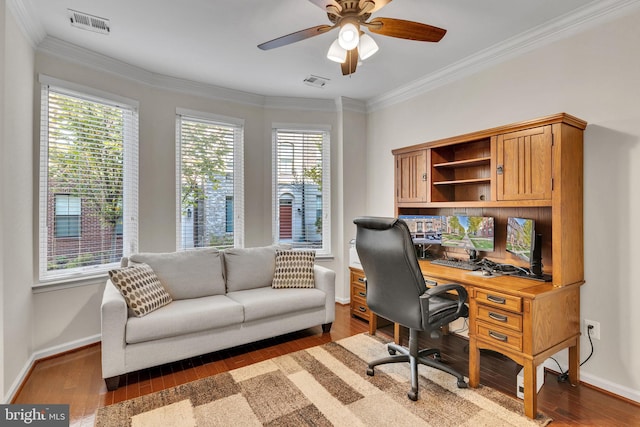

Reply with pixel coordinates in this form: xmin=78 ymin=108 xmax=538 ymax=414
xmin=314 ymin=264 xmax=336 ymax=324
xmin=423 ymin=283 xmax=468 ymax=303
xmin=419 ymin=283 xmax=468 ymax=324
xmin=100 ymin=280 xmax=128 ymax=378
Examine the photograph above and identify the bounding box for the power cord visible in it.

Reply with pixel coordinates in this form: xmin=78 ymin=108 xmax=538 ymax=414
xmin=450 ymin=317 xmax=469 ymax=334
xmin=552 ymin=324 xmax=595 ymax=383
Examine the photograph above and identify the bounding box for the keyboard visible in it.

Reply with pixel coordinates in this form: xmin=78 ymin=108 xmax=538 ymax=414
xmin=430 ymin=258 xmax=481 ymax=271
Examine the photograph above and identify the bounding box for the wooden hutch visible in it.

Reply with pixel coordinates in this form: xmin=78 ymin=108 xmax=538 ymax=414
xmin=391 ymin=113 xmax=587 ymax=419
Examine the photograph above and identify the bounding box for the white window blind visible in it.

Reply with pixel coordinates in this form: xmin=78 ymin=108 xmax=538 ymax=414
xmin=176 ymin=112 xmax=244 ymax=250
xmin=272 ymin=126 xmax=331 ymax=256
xmin=39 ymin=83 xmax=139 ymax=281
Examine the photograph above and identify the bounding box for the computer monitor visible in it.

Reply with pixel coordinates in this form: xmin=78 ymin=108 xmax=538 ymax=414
xmin=441 ymin=215 xmax=494 ymax=253
xmin=399 ymin=215 xmax=444 ymax=244
xmin=506 ymin=217 xmax=547 ymax=279
xmin=506 ymin=217 xmax=535 ymax=262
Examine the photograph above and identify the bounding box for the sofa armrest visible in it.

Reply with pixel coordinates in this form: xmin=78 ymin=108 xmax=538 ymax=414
xmin=314 ymin=264 xmax=336 ymax=325
xmin=101 ymin=280 xmax=128 ymax=378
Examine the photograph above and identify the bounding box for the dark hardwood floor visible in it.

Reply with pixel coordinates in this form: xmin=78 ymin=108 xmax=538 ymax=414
xmin=12 ymin=303 xmax=639 ymax=426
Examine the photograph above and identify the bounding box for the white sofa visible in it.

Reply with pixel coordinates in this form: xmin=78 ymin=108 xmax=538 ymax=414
xmin=101 ymin=246 xmax=335 ymax=390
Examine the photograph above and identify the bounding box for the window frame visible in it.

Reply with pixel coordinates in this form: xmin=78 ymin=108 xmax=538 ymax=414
xmin=272 ymin=124 xmax=331 ymax=257
xmin=37 ymin=75 xmax=139 ymax=284
xmin=175 ymin=109 xmax=245 ymax=251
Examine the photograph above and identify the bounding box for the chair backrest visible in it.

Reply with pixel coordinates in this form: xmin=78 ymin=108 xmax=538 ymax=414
xmin=353 ymin=216 xmax=427 ymax=330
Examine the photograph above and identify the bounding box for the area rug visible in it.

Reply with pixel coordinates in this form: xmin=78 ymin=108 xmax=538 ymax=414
xmin=95 ymin=333 xmax=551 ymax=426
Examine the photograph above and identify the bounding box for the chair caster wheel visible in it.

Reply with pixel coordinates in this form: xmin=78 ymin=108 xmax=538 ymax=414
xmin=407 ymin=390 xmax=418 ymax=401
xmin=388 ymin=348 xmax=396 ymax=355
xmin=366 ymin=367 xmax=375 ymax=376
xmin=457 ymin=380 xmax=468 ymax=389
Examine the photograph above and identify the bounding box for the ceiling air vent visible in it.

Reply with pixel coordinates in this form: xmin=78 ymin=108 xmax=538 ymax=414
xmin=303 ymin=75 xmax=330 ymax=88
xmin=68 ymin=9 xmax=110 ymax=34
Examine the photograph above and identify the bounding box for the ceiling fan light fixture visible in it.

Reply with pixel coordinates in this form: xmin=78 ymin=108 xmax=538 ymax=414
xmin=358 ymin=33 xmax=379 ymax=60
xmin=327 ymin=39 xmax=348 ymax=63
xmin=338 ymin=22 xmax=359 ymax=50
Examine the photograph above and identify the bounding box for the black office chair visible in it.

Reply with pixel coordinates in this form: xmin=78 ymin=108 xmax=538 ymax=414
xmin=353 ymin=216 xmax=469 ymax=401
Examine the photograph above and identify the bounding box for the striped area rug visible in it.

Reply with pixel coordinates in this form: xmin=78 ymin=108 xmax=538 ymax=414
xmin=95 ymin=333 xmax=551 ymax=426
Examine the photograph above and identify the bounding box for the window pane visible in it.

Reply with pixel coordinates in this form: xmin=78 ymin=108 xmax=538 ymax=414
xmin=177 ymin=115 xmax=243 ymax=250
xmin=54 ymin=195 xmax=81 ymax=238
xmin=39 ymin=85 xmax=138 ymax=280
xmin=273 ymin=128 xmax=330 ymax=255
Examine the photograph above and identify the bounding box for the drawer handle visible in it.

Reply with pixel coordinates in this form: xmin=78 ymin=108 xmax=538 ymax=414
xmin=358 ymin=306 xmax=367 ymax=312
xmin=488 ymin=312 xmax=508 ymax=322
xmin=358 ymin=291 xmax=366 ymax=297
xmin=358 ymin=277 xmax=365 ymax=283
xmin=488 ymin=331 xmax=508 ymax=342
xmin=487 ymin=295 xmax=506 ymax=304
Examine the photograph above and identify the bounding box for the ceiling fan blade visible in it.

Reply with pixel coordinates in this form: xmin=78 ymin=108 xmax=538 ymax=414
xmin=258 ymin=25 xmax=334 ymax=50
xmin=360 ymin=0 xmax=392 ymax=14
xmin=366 ymin=17 xmax=446 ymax=42
xmin=341 ymin=47 xmax=358 ymax=76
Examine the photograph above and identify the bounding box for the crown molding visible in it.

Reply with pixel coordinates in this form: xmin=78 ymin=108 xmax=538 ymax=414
xmin=339 ymin=97 xmax=367 ymax=114
xmin=36 ymin=37 xmax=348 ymax=112
xmin=7 ymin=0 xmax=45 ymax=47
xmin=366 ymin=0 xmax=640 ymax=112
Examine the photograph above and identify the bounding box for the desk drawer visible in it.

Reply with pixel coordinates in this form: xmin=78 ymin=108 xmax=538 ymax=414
xmin=351 ymin=269 xmax=366 ymax=286
xmin=351 ymin=295 xmax=371 ymax=320
xmin=475 ymin=289 xmax=522 ymax=312
xmin=476 ymin=322 xmax=523 ymax=352
xmin=476 ymin=305 xmax=523 ymax=332
xmin=351 ymin=281 xmax=367 ymax=300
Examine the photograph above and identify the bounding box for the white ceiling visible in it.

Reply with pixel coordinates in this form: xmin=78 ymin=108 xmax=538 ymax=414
xmin=17 ymin=0 xmax=630 ymax=103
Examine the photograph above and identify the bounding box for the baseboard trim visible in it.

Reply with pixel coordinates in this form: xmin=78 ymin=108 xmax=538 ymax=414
xmin=542 ymin=360 xmax=640 ymax=405
xmin=3 ymin=334 xmax=101 ymax=404
xmin=579 ymin=371 xmax=640 ymax=405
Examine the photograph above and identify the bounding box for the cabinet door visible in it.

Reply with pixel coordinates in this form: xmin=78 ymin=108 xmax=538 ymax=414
xmin=396 ymin=150 xmax=427 ymax=203
xmin=496 ymin=126 xmax=552 ymax=201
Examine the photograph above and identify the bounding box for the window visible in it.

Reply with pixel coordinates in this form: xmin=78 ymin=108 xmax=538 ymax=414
xmin=54 ymin=195 xmax=81 ymax=238
xmin=272 ymin=126 xmax=331 ymax=256
xmin=176 ymin=110 xmax=244 ymax=250
xmin=39 ymin=77 xmax=138 ymax=281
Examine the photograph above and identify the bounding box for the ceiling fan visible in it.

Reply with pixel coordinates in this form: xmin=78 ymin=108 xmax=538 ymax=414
xmin=257 ymin=0 xmax=446 ymax=76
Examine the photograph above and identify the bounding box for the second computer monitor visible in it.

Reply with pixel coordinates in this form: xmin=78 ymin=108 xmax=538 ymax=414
xmin=441 ymin=215 xmax=495 ymax=252
xmin=506 ymin=217 xmax=535 ymax=262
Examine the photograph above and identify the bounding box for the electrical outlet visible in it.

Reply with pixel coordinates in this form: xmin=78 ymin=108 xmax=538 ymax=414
xmin=584 ymin=319 xmax=600 ymax=340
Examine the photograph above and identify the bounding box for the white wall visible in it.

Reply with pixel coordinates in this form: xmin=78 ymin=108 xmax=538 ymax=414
xmin=1 ymin=2 xmax=35 ymax=399
xmin=366 ymin=9 xmax=640 ymax=401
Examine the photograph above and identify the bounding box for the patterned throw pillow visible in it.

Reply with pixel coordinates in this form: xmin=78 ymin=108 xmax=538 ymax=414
xmin=109 ymin=263 xmax=173 ymax=317
xmin=272 ymin=250 xmax=316 ymax=289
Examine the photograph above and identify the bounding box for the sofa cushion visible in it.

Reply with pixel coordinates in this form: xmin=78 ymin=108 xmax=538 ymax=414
xmin=109 ymin=263 xmax=173 ymax=317
xmin=272 ymin=250 xmax=315 ymax=289
xmin=227 ymin=287 xmax=326 ymax=323
xmin=224 ymin=246 xmax=279 ymax=292
xmin=125 ymin=295 xmax=244 ymax=344
xmin=129 ymin=248 xmax=224 ymax=300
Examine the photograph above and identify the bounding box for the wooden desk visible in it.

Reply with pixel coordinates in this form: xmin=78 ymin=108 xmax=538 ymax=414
xmin=398 ymin=260 xmax=582 ymax=419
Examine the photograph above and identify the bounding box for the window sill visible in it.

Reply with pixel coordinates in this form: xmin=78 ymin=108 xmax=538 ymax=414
xmin=33 ymin=273 xmax=108 ymax=293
